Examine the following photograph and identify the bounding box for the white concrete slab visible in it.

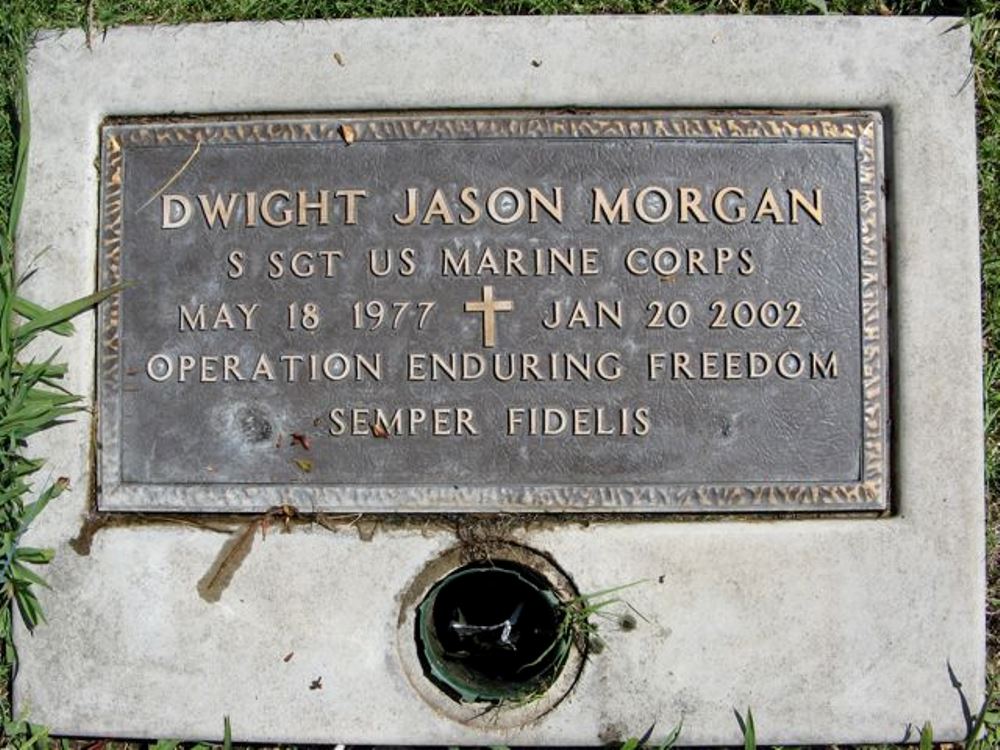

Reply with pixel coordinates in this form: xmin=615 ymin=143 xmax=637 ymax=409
xmin=13 ymin=15 xmax=983 ymax=745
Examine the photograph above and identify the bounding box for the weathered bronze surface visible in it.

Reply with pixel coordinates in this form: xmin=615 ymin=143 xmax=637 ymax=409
xmin=98 ymin=111 xmax=888 ymax=513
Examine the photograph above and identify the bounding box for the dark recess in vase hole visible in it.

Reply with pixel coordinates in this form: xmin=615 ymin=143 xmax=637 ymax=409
xmin=416 ymin=561 xmax=568 ymax=702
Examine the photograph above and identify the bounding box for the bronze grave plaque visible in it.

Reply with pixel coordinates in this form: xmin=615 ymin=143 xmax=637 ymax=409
xmin=97 ymin=111 xmax=888 ymax=513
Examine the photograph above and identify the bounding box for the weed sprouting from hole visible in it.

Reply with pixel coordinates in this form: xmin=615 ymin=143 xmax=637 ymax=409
xmin=416 ymin=561 xmax=645 ymax=706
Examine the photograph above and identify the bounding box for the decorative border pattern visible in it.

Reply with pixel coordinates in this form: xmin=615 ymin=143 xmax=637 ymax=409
xmin=97 ymin=111 xmax=888 ymax=514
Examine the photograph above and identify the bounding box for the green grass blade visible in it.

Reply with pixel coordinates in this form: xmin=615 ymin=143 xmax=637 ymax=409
xmin=0 ymin=403 xmax=80 ymax=433
xmin=735 ymin=707 xmax=756 ymax=750
xmin=13 ymin=547 xmax=54 ymax=565
xmin=967 ymin=689 xmax=994 ymax=745
xmin=12 ymin=582 xmax=46 ymax=632
xmin=10 ymin=561 xmax=50 ymax=589
xmin=1 ymin=263 xmax=15 ymax=363
xmin=658 ymin=718 xmax=683 ymax=749
xmin=12 ymin=360 xmax=68 ymax=379
xmin=19 ymin=478 xmax=68 ymax=532
xmin=6 ymin=55 xmax=29 ymax=247
xmin=19 ymin=722 xmax=49 ymax=750
xmin=11 ymin=457 xmax=43 ymax=478
xmin=13 ymin=285 xmax=121 ymax=343
xmin=11 ymin=297 xmax=73 ymax=336
xmin=919 ymin=720 xmax=933 ymax=750
xmin=575 ymin=580 xmax=647 ymax=602
xmin=23 ymin=388 xmax=78 ymax=406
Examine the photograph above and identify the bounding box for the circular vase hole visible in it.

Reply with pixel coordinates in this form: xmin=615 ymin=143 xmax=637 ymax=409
xmin=415 ymin=560 xmax=571 ymax=704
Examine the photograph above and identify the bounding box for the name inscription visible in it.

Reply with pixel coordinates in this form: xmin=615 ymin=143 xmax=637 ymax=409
xmin=98 ymin=111 xmax=888 ymax=513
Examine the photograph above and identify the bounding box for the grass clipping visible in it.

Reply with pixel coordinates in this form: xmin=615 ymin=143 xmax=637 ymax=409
xmin=196 ymin=521 xmax=258 ymax=603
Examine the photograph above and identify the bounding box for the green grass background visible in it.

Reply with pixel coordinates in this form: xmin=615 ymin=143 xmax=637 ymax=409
xmin=0 ymin=0 xmax=997 ymax=747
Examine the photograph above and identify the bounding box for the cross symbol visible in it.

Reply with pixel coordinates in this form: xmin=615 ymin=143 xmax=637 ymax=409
xmin=464 ymin=285 xmax=514 ymax=348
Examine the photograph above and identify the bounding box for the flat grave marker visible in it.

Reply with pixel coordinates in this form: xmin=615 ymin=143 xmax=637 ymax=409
xmin=13 ymin=16 xmax=984 ymax=746
xmin=100 ymin=111 xmax=886 ymax=513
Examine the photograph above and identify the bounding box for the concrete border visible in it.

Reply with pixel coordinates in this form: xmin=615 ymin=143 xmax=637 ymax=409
xmin=14 ymin=16 xmax=983 ymax=745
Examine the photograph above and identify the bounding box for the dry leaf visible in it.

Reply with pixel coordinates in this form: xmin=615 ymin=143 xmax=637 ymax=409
xmin=333 ymin=51 xmax=345 ymax=66
xmin=355 ymin=518 xmax=378 ymax=542
xmin=371 ymin=422 xmax=389 ymax=439
xmin=339 ymin=124 xmax=356 ymax=145
xmin=279 ymin=503 xmax=297 ymax=532
xmin=291 ymin=432 xmax=311 ymax=450
xmin=293 ymin=458 xmax=314 ymax=473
